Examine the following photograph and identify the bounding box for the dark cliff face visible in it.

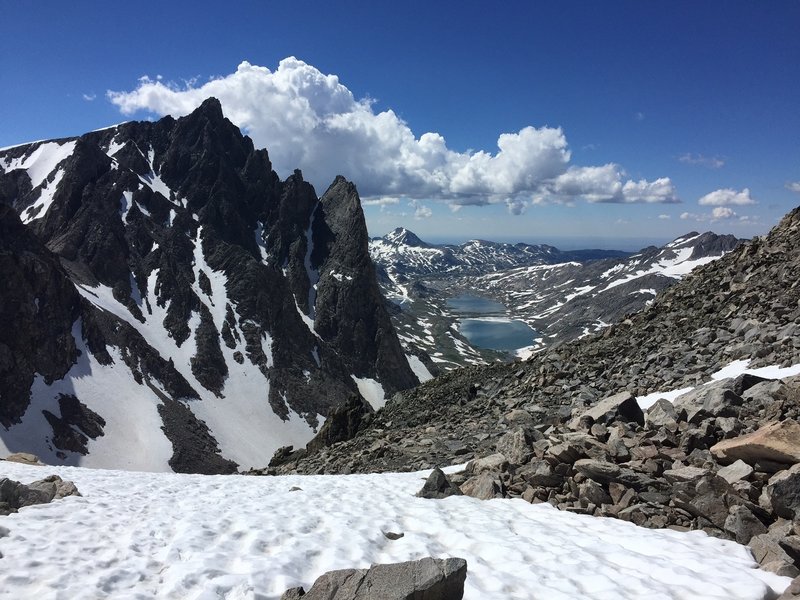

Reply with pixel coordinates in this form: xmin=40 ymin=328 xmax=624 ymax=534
xmin=0 ymin=97 xmax=419 ymax=471
xmin=0 ymin=204 xmax=233 ymax=473
xmin=312 ymin=177 xmax=418 ymax=395
xmin=0 ymin=205 xmax=80 ymax=426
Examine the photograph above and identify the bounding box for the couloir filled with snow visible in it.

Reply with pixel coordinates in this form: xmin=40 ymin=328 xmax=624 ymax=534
xmin=0 ymin=462 xmax=789 ymax=600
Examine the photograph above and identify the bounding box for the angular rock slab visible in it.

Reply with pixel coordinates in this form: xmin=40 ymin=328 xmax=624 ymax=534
xmin=572 ymin=391 xmax=644 ymax=428
xmin=281 ymin=557 xmax=467 ymax=600
xmin=2 ymin=452 xmax=43 ymax=466
xmin=711 ymin=419 xmax=800 ymax=466
xmin=417 ymin=468 xmax=463 ymax=499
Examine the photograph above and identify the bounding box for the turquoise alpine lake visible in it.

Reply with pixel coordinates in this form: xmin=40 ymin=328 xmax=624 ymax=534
xmin=447 ymin=294 xmax=538 ymax=351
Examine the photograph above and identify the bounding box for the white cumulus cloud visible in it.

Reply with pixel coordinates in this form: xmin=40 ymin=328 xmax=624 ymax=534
xmin=682 ymin=207 xmax=755 ymax=224
xmin=362 ymin=197 xmax=400 ymax=207
xmin=698 ymin=188 xmax=756 ymax=206
xmin=711 ymin=206 xmax=737 ymax=220
xmin=108 ymin=58 xmax=679 ymax=207
xmin=409 ymin=199 xmax=432 ymax=220
xmin=787 ymin=182 xmax=800 ymax=193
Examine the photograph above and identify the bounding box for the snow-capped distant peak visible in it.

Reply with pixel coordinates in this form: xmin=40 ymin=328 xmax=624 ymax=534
xmin=383 ymin=227 xmax=428 ymax=247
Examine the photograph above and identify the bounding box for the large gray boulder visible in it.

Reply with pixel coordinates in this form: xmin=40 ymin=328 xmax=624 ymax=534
xmin=417 ymin=468 xmax=463 ymax=499
xmin=645 ymin=399 xmax=678 ymax=429
xmin=495 ymin=428 xmax=533 ymax=464
xmin=763 ymin=464 xmax=800 ymax=520
xmin=281 ymin=557 xmax=467 ymax=599
xmin=673 ymin=382 xmax=744 ymax=423
xmin=571 ymin=391 xmax=644 ymax=428
xmin=0 ymin=474 xmax=80 ymax=515
xmin=460 ymin=473 xmax=502 ymax=500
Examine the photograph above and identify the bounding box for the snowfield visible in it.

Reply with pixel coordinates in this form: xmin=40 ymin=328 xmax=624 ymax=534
xmin=0 ymin=462 xmax=789 ymax=600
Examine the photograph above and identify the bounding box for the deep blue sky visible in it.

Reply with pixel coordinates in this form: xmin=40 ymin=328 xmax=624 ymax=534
xmin=2 ymin=1 xmax=798 ymax=248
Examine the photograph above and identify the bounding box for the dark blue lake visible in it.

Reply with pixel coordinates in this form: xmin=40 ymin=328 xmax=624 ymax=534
xmin=447 ymin=294 xmax=538 ymax=352
xmin=459 ymin=319 xmax=538 ymax=352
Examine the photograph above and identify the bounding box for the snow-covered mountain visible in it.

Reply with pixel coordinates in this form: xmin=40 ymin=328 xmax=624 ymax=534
xmin=370 ymin=227 xmax=627 ymax=297
xmin=369 ymin=228 xmax=741 ymax=366
xmin=0 ymin=98 xmax=425 ymax=473
xmin=472 ymin=230 xmax=743 ymax=346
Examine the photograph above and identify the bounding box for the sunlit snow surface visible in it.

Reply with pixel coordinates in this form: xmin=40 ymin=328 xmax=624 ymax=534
xmin=0 ymin=462 xmax=788 ymax=600
xmin=352 ymin=376 xmax=387 ymax=410
xmin=637 ymin=360 xmax=800 ymax=409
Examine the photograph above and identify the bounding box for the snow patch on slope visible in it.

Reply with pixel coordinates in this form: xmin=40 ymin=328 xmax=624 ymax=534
xmin=138 ymin=147 xmax=177 ymax=202
xmin=406 ymin=354 xmax=433 ymax=383
xmin=601 ymin=248 xmax=720 ymax=292
xmin=19 ymin=168 xmax=65 ymax=223
xmin=0 ymin=321 xmax=174 ymax=471
xmin=352 ymin=376 xmax=386 ymax=410
xmin=75 ymin=253 xmax=320 ymax=470
xmin=0 ymin=140 xmax=76 ymax=188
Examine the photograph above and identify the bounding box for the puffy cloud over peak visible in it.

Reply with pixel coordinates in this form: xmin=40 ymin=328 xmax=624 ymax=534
xmin=787 ymin=182 xmax=800 ymax=193
xmin=409 ymin=199 xmax=432 ymax=220
xmin=681 ymin=207 xmax=757 ymax=224
xmin=506 ymin=197 xmax=527 ymax=215
xmin=108 ymin=58 xmax=679 ymax=207
xmin=546 ymin=167 xmax=678 ymax=204
xmin=698 ymin=187 xmax=756 ymax=206
xmin=711 ymin=206 xmax=736 ymax=220
xmin=620 ymin=178 xmax=680 ymax=204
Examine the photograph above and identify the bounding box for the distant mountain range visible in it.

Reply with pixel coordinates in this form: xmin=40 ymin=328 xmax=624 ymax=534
xmin=371 ymin=226 xmax=628 ymax=288
xmin=369 ymin=228 xmax=742 ymax=366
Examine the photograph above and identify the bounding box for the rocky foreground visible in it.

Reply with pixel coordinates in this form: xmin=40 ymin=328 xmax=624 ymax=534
xmin=265 ymin=206 xmax=800 ymax=579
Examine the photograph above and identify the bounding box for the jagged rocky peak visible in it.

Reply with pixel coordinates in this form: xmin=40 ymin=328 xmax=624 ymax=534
xmin=384 ymin=227 xmax=429 ymax=248
xmin=663 ymin=230 xmax=742 ymax=259
xmin=313 ymin=177 xmax=419 ymax=395
xmin=0 ymin=97 xmax=424 ymax=473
